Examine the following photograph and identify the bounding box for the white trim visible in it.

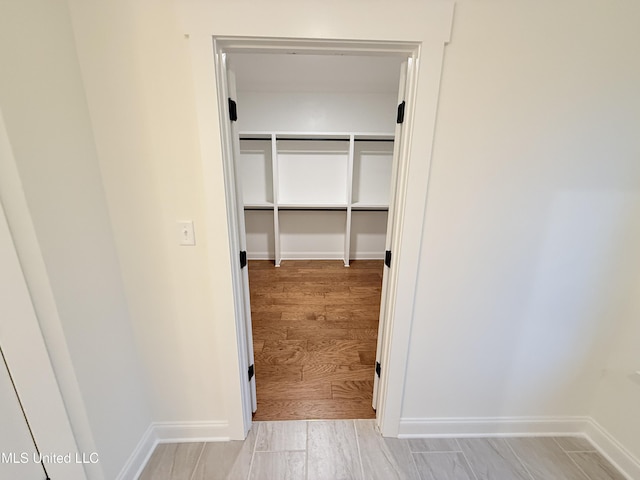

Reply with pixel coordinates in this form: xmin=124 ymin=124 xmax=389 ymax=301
xmin=126 ymin=416 xmax=640 ymax=480
xmin=153 ymin=421 xmax=231 ymax=443
xmin=184 ymin=0 xmax=456 ymax=436
xmin=210 ymin=37 xmax=428 ymax=437
xmin=398 ymin=416 xmax=589 ymax=437
xmin=585 ymin=419 xmax=640 ymax=480
xmin=398 ymin=416 xmax=639 ymax=480
xmin=280 ymin=252 xmax=349 ymax=260
xmin=115 ymin=424 xmax=156 ymax=480
xmin=115 ymin=421 xmax=231 ymax=480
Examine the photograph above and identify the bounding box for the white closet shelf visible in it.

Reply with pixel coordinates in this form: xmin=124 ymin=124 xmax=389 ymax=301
xmin=244 ymin=204 xmax=387 ymax=211
xmin=244 ymin=203 xmax=274 ymax=210
xmin=351 ymin=204 xmax=389 ymax=211
xmin=278 ymin=204 xmax=348 ymax=210
xmin=240 ymin=131 xmax=394 ymax=140
xmin=238 ymin=131 xmax=394 ymax=266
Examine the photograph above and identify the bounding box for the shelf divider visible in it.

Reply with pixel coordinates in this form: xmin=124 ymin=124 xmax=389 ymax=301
xmin=271 ymin=133 xmax=281 ymax=267
xmin=344 ymin=134 xmax=355 ymax=267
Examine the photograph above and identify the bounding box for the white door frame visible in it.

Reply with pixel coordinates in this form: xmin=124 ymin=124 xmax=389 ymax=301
xmin=373 ymin=59 xmax=408 ymax=411
xmin=214 ymin=54 xmax=257 ymax=431
xmin=182 ymin=0 xmax=454 ymax=439
xmin=211 ymin=37 xmax=421 ymax=436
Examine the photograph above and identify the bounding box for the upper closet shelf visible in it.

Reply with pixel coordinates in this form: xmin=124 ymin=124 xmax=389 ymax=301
xmin=351 ymin=204 xmax=390 ymax=211
xmin=244 ymin=203 xmax=274 ymax=210
xmin=278 ymin=204 xmax=348 ymax=210
xmin=239 ymin=131 xmax=394 ymax=141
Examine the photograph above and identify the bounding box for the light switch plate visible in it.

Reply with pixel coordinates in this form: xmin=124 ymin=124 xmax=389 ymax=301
xmin=177 ymin=221 xmax=195 ymax=246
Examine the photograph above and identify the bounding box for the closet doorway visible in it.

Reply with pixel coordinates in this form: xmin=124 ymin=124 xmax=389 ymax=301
xmin=214 ymin=38 xmax=419 ymax=430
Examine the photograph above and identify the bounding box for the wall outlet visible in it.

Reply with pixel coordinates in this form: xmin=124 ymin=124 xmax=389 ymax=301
xmin=177 ymin=221 xmax=195 ymax=246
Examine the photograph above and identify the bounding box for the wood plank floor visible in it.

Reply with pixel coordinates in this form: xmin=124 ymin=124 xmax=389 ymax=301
xmin=248 ymin=260 xmax=383 ymax=421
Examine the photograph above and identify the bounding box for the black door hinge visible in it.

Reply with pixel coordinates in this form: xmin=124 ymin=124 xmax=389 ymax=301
xmin=240 ymin=250 xmax=247 ymax=268
xmin=228 ymin=98 xmax=238 ymax=122
xmin=248 ymin=364 xmax=254 ymax=381
xmin=385 ymin=250 xmax=391 ymax=268
xmin=396 ymin=101 xmax=405 ymax=124
xmin=376 ymin=361 xmax=381 ymax=377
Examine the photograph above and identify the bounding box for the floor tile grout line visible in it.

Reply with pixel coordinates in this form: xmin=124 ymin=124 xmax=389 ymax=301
xmin=254 ymin=449 xmax=308 ymax=453
xmin=409 ymin=450 xmax=464 ymax=454
xmin=551 ymin=436 xmax=596 ymax=454
xmin=353 ymin=419 xmax=366 ymax=480
xmin=551 ymin=437 xmax=565 ymax=451
xmin=455 ymin=438 xmax=480 ymax=480
xmin=188 ymin=443 xmax=206 ymax=480
xmin=505 ymin=438 xmax=537 ymax=480
xmin=409 ymin=451 xmax=423 ymax=480
xmin=246 ymin=423 xmax=260 ymax=480
xmin=304 ymin=420 xmax=309 ymax=480
xmin=564 ymin=450 xmax=594 ymax=480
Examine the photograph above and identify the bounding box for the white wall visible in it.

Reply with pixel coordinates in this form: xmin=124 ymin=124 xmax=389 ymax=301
xmin=590 ymin=296 xmax=640 ymax=462
xmin=232 ymin=53 xmax=400 ymax=133
xmin=66 ymin=0 xmax=231 ymax=431
xmin=0 ymin=1 xmax=151 ymax=478
xmin=402 ymin=0 xmax=640 ymax=444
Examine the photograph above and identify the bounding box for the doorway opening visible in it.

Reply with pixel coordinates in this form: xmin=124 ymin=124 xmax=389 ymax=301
xmin=213 ymin=38 xmax=421 ymax=433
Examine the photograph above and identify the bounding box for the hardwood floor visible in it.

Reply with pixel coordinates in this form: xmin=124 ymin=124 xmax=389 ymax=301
xmin=248 ymin=260 xmax=382 ymax=420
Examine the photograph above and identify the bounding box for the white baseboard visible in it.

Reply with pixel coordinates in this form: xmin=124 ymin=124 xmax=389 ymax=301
xmin=398 ymin=416 xmax=589 ymax=438
xmin=280 ymin=252 xmax=345 ymax=260
xmin=154 ymin=421 xmax=230 ymax=443
xmin=585 ymin=419 xmax=640 ymax=480
xmin=115 ymin=424 xmax=157 ymax=480
xmin=117 ymin=418 xmax=640 ymax=480
xmin=247 ymin=252 xmax=272 ymax=260
xmin=115 ymin=421 xmax=230 ymax=479
xmin=399 ymin=416 xmax=639 ymax=480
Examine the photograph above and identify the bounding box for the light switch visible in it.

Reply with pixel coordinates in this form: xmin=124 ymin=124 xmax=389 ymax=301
xmin=178 ymin=221 xmax=195 ymax=246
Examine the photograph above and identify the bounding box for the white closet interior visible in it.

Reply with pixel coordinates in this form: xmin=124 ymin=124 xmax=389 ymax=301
xmin=230 ymin=53 xmax=402 ymax=266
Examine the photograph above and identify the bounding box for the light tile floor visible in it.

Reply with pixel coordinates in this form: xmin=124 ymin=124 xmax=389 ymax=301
xmin=138 ymin=420 xmax=626 ymax=480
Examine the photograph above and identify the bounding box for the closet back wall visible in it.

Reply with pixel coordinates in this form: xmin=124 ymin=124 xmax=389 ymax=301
xmin=232 ymin=54 xmax=401 ymax=133
xmin=232 ymin=54 xmax=400 ymax=262
xmin=237 ymin=92 xmax=396 ymax=133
